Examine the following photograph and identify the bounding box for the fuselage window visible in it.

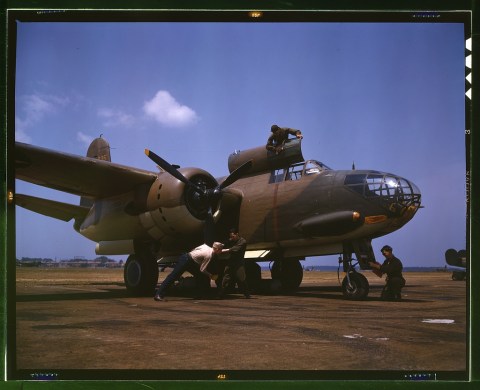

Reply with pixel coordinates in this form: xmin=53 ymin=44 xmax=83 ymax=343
xmin=286 ymin=163 xmax=304 ymax=181
xmin=270 ymin=168 xmax=286 ymax=184
xmin=304 ymin=161 xmax=320 ymax=175
xmin=344 ymin=174 xmax=366 ymax=195
xmin=270 ymin=161 xmax=329 ymax=184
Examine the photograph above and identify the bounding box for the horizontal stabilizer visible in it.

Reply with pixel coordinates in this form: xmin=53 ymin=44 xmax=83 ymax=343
xmin=15 ymin=193 xmax=90 ymax=222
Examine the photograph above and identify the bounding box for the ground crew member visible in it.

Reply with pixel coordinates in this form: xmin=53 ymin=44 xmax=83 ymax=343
xmin=369 ymin=245 xmax=406 ymax=301
xmin=154 ymin=242 xmax=224 ymax=301
xmin=266 ymin=124 xmax=303 ymax=154
xmin=218 ymin=228 xmax=251 ymax=299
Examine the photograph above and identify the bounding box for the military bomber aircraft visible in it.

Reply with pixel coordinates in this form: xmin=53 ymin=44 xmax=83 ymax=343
xmin=15 ymin=136 xmax=421 ymax=299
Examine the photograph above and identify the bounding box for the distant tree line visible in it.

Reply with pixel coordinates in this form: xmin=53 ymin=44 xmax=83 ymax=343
xmin=16 ymin=256 xmax=124 ymax=268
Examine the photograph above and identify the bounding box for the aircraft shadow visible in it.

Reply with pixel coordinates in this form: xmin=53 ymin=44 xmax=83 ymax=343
xmin=16 ymin=287 xmax=129 ymax=303
xmin=16 ymin=284 xmax=427 ymax=303
xmin=290 ymin=286 xmax=427 ymax=303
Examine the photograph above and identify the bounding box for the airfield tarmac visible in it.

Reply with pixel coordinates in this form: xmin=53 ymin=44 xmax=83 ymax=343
xmin=14 ymin=268 xmax=467 ymax=380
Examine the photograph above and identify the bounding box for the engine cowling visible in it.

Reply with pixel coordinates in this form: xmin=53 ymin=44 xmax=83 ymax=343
xmin=139 ymin=167 xmax=218 ymax=240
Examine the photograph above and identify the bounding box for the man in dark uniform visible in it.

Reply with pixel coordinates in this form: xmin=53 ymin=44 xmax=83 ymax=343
xmin=266 ymin=124 xmax=303 ymax=154
xmin=218 ymin=228 xmax=251 ymax=299
xmin=369 ymin=245 xmax=406 ymax=301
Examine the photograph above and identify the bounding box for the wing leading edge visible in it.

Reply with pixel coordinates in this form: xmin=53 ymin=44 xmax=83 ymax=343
xmin=15 ymin=142 xmax=157 ymax=198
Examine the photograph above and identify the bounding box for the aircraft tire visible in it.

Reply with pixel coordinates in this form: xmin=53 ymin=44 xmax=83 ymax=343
xmin=245 ymin=261 xmax=262 ymax=292
xmin=341 ymin=272 xmax=369 ymax=300
xmin=124 ymin=254 xmax=159 ymax=296
xmin=271 ymin=260 xmax=303 ymax=292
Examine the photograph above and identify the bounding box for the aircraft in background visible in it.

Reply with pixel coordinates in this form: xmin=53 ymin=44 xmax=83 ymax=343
xmin=445 ymin=248 xmax=467 ymax=281
xmin=15 ymin=136 xmax=421 ymax=299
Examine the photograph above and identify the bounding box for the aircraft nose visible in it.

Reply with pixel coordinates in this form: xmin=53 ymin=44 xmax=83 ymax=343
xmin=366 ymin=174 xmax=421 ymax=216
xmin=345 ymin=172 xmax=421 ymax=217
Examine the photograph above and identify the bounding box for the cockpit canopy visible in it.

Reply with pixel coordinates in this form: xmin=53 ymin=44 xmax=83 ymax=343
xmin=270 ymin=160 xmax=331 ymax=183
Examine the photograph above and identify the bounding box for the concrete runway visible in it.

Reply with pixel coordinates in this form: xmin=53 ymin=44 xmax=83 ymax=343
xmin=14 ymin=268 xmax=467 ymax=380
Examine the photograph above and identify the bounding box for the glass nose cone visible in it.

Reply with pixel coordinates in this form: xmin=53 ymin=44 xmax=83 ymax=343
xmin=345 ymin=173 xmax=421 ymax=216
xmin=366 ymin=174 xmax=421 ymax=214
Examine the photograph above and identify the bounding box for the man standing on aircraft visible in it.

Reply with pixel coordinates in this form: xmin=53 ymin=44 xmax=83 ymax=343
xmin=218 ymin=228 xmax=251 ymax=299
xmin=368 ymin=245 xmax=406 ymax=301
xmin=266 ymin=124 xmax=303 ymax=154
xmin=154 ymin=242 xmax=224 ymax=302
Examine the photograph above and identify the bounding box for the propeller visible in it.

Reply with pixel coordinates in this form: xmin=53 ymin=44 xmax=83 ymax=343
xmin=145 ymin=149 xmax=252 ymax=245
xmin=145 ymin=149 xmax=190 ymax=186
xmin=218 ymin=159 xmax=253 ymax=189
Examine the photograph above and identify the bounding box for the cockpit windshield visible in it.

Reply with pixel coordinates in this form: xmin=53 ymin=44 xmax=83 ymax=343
xmin=305 ymin=160 xmax=331 ymax=173
xmin=270 ymin=160 xmax=331 ymax=183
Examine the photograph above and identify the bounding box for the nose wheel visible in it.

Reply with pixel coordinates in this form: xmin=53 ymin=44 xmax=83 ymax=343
xmin=339 ymin=254 xmax=370 ymax=300
xmin=341 ymin=271 xmax=369 ymax=300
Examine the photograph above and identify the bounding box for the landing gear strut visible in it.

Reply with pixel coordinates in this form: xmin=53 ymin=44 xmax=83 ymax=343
xmin=339 ymin=253 xmax=369 ymax=300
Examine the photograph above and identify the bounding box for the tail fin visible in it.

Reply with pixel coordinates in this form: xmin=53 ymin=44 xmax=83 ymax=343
xmin=86 ymin=136 xmax=111 ymax=162
xmin=80 ymin=136 xmax=111 ymax=208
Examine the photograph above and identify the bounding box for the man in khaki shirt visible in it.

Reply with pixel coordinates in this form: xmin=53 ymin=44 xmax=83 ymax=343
xmin=266 ymin=124 xmax=303 ymax=154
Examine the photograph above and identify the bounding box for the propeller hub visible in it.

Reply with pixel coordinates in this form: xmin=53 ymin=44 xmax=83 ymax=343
xmin=184 ymin=175 xmax=218 ymax=220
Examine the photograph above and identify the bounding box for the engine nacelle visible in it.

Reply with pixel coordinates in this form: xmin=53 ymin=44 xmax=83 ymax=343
xmin=228 ymin=138 xmax=304 ymax=174
xmin=139 ymin=167 xmax=218 ymax=241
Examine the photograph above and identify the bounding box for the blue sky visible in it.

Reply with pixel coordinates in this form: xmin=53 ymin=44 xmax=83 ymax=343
xmin=14 ymin=20 xmax=467 ymax=267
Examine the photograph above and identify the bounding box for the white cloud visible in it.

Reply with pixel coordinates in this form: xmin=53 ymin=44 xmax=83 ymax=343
xmin=77 ymin=131 xmax=94 ymax=148
xmin=15 ymin=123 xmax=32 ymax=143
xmin=143 ymin=90 xmax=198 ymax=127
xmin=23 ymin=93 xmax=69 ymax=121
xmin=15 ymin=93 xmax=70 ymax=141
xmin=98 ymin=107 xmax=135 ymax=128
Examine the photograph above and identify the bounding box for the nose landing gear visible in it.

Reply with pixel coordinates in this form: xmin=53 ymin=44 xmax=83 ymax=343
xmin=339 ymin=254 xmax=370 ymax=300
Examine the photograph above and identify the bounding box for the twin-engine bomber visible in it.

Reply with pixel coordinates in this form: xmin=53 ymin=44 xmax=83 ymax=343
xmin=15 ymin=137 xmax=421 ymax=299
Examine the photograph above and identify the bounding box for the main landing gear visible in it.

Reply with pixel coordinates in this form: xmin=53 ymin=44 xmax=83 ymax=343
xmin=124 ymin=249 xmax=159 ymax=296
xmin=245 ymin=259 xmax=304 ymax=294
xmin=339 ymin=254 xmax=369 ymax=300
xmin=270 ymin=259 xmax=303 ymax=292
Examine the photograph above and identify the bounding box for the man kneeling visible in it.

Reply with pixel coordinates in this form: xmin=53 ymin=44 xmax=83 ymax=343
xmin=369 ymin=245 xmax=406 ymax=301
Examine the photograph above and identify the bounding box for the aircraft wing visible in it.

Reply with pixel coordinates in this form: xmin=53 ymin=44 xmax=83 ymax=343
xmin=15 ymin=142 xmax=157 ymax=198
xmin=15 ymin=193 xmax=90 ymax=222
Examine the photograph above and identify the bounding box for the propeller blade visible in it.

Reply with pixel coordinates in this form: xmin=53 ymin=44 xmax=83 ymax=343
xmin=145 ymin=149 xmax=189 ymax=185
xmin=219 ymin=160 xmax=253 ymax=189
xmin=203 ymin=208 xmax=215 ymax=246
